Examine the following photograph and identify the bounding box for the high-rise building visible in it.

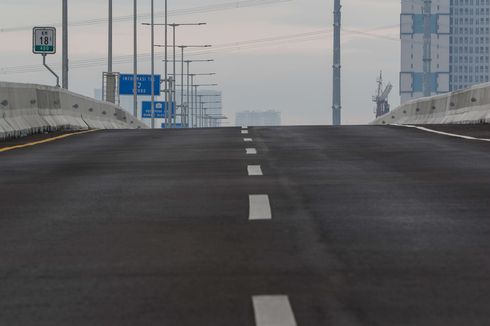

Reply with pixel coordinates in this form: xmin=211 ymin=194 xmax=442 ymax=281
xmin=400 ymin=0 xmax=451 ymax=103
xmin=450 ymin=0 xmax=490 ymax=91
xmin=235 ymin=110 xmax=281 ymax=127
xmin=400 ymin=0 xmax=490 ymax=103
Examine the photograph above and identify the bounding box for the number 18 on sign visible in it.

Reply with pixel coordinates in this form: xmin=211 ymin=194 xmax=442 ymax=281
xmin=33 ymin=27 xmax=56 ymax=54
xmin=33 ymin=27 xmax=59 ymax=87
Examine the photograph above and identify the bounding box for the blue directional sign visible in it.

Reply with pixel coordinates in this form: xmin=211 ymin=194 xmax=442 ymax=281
xmin=142 ymin=101 xmax=175 ymax=119
xmin=120 ymin=74 xmax=161 ymax=96
xmin=161 ymin=123 xmax=184 ymax=129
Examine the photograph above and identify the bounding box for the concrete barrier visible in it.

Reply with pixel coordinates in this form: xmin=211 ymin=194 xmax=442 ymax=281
xmin=0 ymin=82 xmax=147 ymax=140
xmin=371 ymin=82 xmax=490 ymax=125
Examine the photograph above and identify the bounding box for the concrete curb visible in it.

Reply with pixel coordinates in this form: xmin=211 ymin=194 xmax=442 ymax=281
xmin=371 ymin=82 xmax=490 ymax=125
xmin=0 ymin=82 xmax=147 ymax=140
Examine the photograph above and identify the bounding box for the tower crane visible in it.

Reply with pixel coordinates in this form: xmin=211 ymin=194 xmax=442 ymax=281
xmin=372 ymin=71 xmax=392 ymax=118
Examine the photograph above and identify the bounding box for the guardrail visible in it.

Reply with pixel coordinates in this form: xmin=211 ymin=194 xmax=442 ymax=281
xmin=0 ymin=82 xmax=147 ymax=140
xmin=371 ymin=82 xmax=490 ymax=125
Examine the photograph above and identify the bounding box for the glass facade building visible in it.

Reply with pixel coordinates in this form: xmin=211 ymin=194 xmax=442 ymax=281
xmin=400 ymin=0 xmax=490 ymax=103
xmin=450 ymin=0 xmax=490 ymax=91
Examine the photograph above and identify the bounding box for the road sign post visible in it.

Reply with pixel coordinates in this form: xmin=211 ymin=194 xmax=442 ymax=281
xmin=33 ymin=27 xmax=59 ymax=87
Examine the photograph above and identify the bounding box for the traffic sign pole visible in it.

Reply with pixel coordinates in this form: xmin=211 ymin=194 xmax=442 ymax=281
xmin=42 ymin=54 xmax=60 ymax=87
xmin=33 ymin=27 xmax=59 ymax=87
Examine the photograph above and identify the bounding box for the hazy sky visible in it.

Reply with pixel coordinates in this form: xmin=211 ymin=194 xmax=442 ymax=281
xmin=0 ymin=0 xmax=401 ymax=125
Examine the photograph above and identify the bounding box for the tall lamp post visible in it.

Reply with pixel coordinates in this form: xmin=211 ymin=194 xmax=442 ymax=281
xmin=149 ymin=24 xmax=207 ymax=128
xmin=201 ymin=102 xmax=221 ymax=127
xmin=177 ymin=45 xmax=211 ymax=128
xmin=133 ymin=0 xmax=138 ymax=117
xmin=177 ymin=83 xmax=218 ymax=128
xmin=175 ymin=72 xmax=216 ymax=126
xmin=62 ymin=0 xmax=68 ymax=89
xmin=191 ymin=84 xmax=218 ymax=127
xmin=167 ymin=59 xmax=214 ymax=127
xmin=108 ymin=0 xmax=112 ymax=74
xmin=150 ymin=0 xmax=155 ymax=128
xmin=332 ymin=0 xmax=342 ymax=125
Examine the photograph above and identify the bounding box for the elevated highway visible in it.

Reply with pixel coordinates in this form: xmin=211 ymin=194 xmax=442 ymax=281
xmin=1 ymin=125 xmax=490 ymax=325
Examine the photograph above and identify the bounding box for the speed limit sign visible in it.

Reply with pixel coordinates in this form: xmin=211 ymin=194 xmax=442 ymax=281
xmin=33 ymin=27 xmax=56 ymax=54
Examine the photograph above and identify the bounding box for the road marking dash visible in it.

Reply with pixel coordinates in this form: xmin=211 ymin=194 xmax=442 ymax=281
xmin=246 ymin=148 xmax=258 ymax=155
xmin=241 ymin=130 xmax=249 ymax=134
xmin=248 ymin=165 xmax=263 ymax=176
xmin=244 ymin=138 xmax=253 ymax=142
xmin=252 ymin=295 xmax=297 ymax=326
xmin=0 ymin=130 xmax=96 ymax=153
xmin=249 ymin=195 xmax=272 ymax=220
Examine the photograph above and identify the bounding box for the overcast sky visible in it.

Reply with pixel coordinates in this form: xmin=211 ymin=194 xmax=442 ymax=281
xmin=0 ymin=0 xmax=401 ymax=125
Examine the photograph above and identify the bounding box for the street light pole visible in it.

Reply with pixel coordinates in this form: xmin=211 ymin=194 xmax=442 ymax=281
xmin=177 ymin=45 xmax=211 ymax=127
xmin=62 ymin=0 xmax=68 ymax=89
xmin=180 ymin=47 xmax=184 ymax=128
xmin=151 ymin=0 xmax=155 ymax=129
xmin=108 ymin=0 xmax=112 ymax=74
xmin=172 ymin=25 xmax=176 ymax=128
xmin=133 ymin=0 xmax=138 ymax=117
xmin=188 ymin=83 xmax=218 ymax=128
xmin=156 ymin=44 xmax=211 ymax=127
xmin=164 ymin=0 xmax=168 ymax=129
xmin=149 ymin=23 xmax=206 ymax=128
xmin=332 ymin=0 xmax=342 ymax=125
xmin=177 ymin=59 xmax=214 ymax=126
xmin=186 ymin=61 xmax=190 ymax=127
xmin=190 ymin=75 xmax=194 ymax=127
xmin=198 ymin=95 xmax=202 ymax=128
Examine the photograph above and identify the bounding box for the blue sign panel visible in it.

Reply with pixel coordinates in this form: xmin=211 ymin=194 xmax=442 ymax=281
xmin=161 ymin=123 xmax=184 ymax=129
xmin=142 ymin=101 xmax=175 ymax=119
xmin=120 ymin=74 xmax=161 ymax=96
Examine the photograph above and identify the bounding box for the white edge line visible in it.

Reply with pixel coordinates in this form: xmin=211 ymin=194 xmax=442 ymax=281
xmin=252 ymin=295 xmax=297 ymax=326
xmin=392 ymin=124 xmax=490 ymax=142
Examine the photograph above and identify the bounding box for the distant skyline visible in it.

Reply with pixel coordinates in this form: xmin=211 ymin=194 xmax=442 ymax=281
xmin=0 ymin=0 xmax=402 ymax=125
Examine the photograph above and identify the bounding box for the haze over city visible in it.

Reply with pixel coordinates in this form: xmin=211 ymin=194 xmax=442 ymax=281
xmin=0 ymin=0 xmax=401 ymax=125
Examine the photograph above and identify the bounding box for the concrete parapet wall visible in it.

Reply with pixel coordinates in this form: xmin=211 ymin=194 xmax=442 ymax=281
xmin=0 ymin=82 xmax=147 ymax=140
xmin=371 ymin=82 xmax=490 ymax=125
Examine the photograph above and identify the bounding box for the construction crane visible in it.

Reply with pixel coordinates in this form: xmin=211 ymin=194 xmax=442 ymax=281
xmin=372 ymin=71 xmax=392 ymax=118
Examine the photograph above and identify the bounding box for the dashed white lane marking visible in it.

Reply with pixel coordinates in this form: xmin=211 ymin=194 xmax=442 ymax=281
xmin=241 ymin=130 xmax=249 ymax=134
xmin=244 ymin=138 xmax=253 ymax=142
xmin=242 ymin=126 xmax=248 ymax=129
xmin=393 ymin=124 xmax=490 ymax=142
xmin=249 ymin=195 xmax=272 ymax=220
xmin=252 ymin=295 xmax=297 ymax=326
xmin=246 ymin=148 xmax=258 ymax=155
xmin=248 ymin=165 xmax=263 ymax=176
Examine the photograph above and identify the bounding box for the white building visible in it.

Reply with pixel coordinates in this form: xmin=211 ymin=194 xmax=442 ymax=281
xmin=235 ymin=110 xmax=281 ymax=127
xmin=400 ymin=0 xmax=490 ymax=103
xmin=400 ymin=0 xmax=451 ymax=103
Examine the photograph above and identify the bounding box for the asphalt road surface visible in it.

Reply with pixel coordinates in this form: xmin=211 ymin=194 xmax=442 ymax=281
xmin=0 ymin=125 xmax=489 ymax=326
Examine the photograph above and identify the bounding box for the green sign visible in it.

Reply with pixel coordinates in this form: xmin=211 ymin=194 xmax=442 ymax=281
xmin=35 ymin=45 xmax=54 ymax=52
xmin=33 ymin=27 xmax=56 ymax=55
